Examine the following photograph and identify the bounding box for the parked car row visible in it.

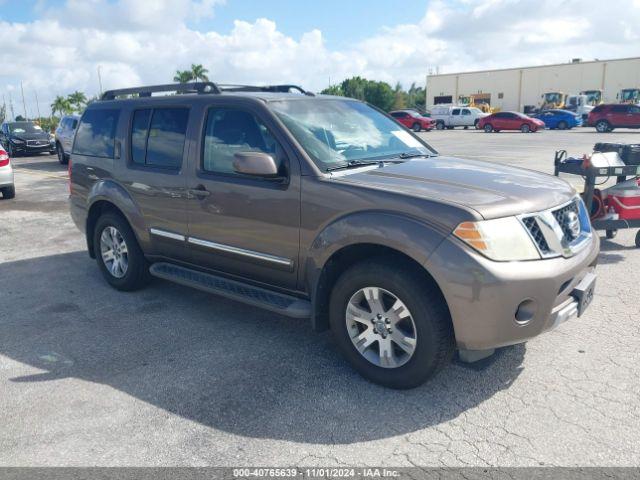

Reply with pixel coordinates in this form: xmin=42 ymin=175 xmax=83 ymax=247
xmin=0 ymin=121 xmax=55 ymax=157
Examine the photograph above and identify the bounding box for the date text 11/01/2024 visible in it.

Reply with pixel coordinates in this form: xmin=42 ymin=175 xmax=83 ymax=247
xmin=233 ymin=468 xmax=401 ymax=478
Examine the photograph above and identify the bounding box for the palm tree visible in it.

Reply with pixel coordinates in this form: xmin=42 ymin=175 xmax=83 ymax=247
xmin=190 ymin=64 xmax=209 ymax=83
xmin=173 ymin=70 xmax=193 ymax=83
xmin=67 ymin=91 xmax=87 ymax=112
xmin=50 ymin=95 xmax=71 ymax=117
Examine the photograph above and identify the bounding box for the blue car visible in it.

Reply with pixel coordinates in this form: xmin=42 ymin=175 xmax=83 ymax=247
xmin=533 ymin=109 xmax=582 ymax=129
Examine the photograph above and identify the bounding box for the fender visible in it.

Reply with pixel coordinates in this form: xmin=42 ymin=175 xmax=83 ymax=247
xmin=303 ymin=210 xmax=452 ymax=331
xmin=86 ymin=179 xmax=149 ymax=248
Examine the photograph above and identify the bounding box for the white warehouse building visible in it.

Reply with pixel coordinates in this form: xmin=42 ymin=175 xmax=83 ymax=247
xmin=426 ymin=56 xmax=640 ymax=111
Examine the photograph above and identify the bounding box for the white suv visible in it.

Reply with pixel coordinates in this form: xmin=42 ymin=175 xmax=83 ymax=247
xmin=54 ymin=114 xmax=80 ymax=165
xmin=430 ymin=105 xmax=488 ymax=130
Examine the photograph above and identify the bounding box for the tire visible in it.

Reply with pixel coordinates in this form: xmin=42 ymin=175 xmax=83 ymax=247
xmin=446 ymin=126 xmax=454 ymax=130
xmin=483 ymin=124 xmax=493 ymax=133
xmin=411 ymin=122 xmax=421 ymax=132
xmin=520 ymin=124 xmax=531 ymax=133
xmin=1 ymin=185 xmax=15 ymax=199
xmin=595 ymin=120 xmax=611 ymax=133
xmin=56 ymin=143 xmax=68 ymax=165
xmin=435 ymin=121 xmax=444 ymax=130
xmin=93 ymin=213 xmax=150 ymax=291
xmin=557 ymin=121 xmax=568 ymax=130
xmin=329 ymin=260 xmax=454 ymax=389
xmin=635 ymin=230 xmax=640 ymax=248
xmin=606 ymin=229 xmax=617 ymax=239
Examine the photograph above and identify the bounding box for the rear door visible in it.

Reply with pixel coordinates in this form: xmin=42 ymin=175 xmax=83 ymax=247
xmin=460 ymin=108 xmax=473 ymax=126
xmin=627 ymin=105 xmax=640 ymax=127
xmin=450 ymin=108 xmax=461 ymax=126
xmin=116 ymin=105 xmax=191 ymax=261
xmin=186 ymin=102 xmax=301 ymax=289
xmin=609 ymin=105 xmax=629 ymax=127
xmin=391 ymin=112 xmax=410 ymax=128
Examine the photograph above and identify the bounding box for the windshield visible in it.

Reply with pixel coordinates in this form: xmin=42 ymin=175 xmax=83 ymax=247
xmin=8 ymin=122 xmax=43 ymax=134
xmin=269 ymin=99 xmax=435 ymax=170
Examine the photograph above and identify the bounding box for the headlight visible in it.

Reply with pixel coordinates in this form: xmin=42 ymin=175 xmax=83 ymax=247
xmin=10 ymin=138 xmax=25 ymax=144
xmin=453 ymin=217 xmax=540 ymax=261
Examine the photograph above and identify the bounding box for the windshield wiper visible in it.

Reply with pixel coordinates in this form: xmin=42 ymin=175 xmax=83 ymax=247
xmin=397 ymin=152 xmax=433 ymax=159
xmin=325 ymin=159 xmax=406 ymax=172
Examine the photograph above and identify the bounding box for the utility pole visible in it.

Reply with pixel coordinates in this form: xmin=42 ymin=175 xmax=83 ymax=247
xmin=20 ymin=81 xmax=28 ymax=120
xmin=8 ymin=92 xmax=15 ymax=120
xmin=97 ymin=65 xmax=103 ymax=95
xmin=34 ymin=90 xmax=42 ymax=120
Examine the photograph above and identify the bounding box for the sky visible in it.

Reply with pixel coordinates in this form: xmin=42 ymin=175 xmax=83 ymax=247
xmin=0 ymin=0 xmax=639 ymax=118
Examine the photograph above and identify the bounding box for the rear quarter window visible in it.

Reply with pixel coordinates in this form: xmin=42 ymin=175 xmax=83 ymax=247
xmin=73 ymin=109 xmax=120 ymax=158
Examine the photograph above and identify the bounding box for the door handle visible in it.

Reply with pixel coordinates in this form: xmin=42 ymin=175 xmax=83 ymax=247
xmin=188 ymin=185 xmax=211 ymax=198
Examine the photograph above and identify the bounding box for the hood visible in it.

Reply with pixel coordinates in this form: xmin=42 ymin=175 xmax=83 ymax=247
xmin=331 ymin=156 xmax=575 ymax=220
xmin=11 ymin=131 xmax=50 ymax=141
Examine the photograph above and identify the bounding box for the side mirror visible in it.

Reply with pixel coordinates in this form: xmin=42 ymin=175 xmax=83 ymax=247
xmin=233 ymin=151 xmax=280 ymax=177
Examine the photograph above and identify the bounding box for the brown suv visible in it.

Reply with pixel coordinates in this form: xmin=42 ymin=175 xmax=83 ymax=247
xmin=69 ymin=83 xmax=599 ymax=388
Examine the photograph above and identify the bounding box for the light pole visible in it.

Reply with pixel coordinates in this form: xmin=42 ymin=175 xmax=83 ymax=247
xmin=97 ymin=65 xmax=103 ymax=95
xmin=20 ymin=81 xmax=28 ymax=120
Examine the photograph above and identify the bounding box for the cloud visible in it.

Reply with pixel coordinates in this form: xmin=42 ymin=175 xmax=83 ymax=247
xmin=0 ymin=0 xmax=639 ymax=117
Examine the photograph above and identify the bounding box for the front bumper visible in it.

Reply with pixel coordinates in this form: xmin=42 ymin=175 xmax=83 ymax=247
xmin=427 ymin=233 xmax=600 ymax=350
xmin=10 ymin=142 xmax=54 ymax=154
xmin=0 ymin=167 xmax=14 ymax=187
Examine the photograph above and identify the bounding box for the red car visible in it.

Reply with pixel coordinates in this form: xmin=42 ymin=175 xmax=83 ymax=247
xmin=389 ymin=110 xmax=435 ymax=132
xmin=588 ymin=104 xmax=640 ymax=132
xmin=477 ymin=111 xmax=545 ymax=133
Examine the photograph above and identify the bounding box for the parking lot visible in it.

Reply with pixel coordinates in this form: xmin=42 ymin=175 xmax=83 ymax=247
xmin=1 ymin=128 xmax=639 ymax=466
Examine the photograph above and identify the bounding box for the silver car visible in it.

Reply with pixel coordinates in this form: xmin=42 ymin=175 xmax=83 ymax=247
xmin=0 ymin=145 xmax=15 ymax=199
xmin=54 ymin=114 xmax=80 ymax=165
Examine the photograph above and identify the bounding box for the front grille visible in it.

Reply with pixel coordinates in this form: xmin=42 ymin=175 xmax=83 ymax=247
xmin=552 ymin=201 xmax=580 ymax=241
xmin=522 ymin=217 xmax=550 ymax=254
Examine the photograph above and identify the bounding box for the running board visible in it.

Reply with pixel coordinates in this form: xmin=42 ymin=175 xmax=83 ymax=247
xmin=149 ymin=262 xmax=311 ymax=318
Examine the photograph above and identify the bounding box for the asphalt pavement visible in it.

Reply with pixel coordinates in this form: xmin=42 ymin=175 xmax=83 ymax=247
xmin=1 ymin=128 xmax=639 ymax=466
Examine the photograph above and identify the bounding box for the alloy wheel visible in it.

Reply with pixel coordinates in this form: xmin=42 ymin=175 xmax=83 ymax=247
xmin=100 ymin=226 xmax=129 ymax=278
xmin=345 ymin=286 xmax=417 ymax=369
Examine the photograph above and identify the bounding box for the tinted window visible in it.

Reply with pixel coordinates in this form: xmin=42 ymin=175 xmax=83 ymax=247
xmin=73 ymin=109 xmax=119 ymax=158
xmin=630 ymin=105 xmax=640 ymax=114
xmin=70 ymin=119 xmax=78 ymax=130
xmin=494 ymin=112 xmax=508 ymax=118
xmin=461 ymin=109 xmax=470 ymax=115
xmin=202 ymin=108 xmax=279 ymax=175
xmin=611 ymin=105 xmax=628 ymax=113
xmin=129 ymin=108 xmax=189 ymax=169
xmin=592 ymin=105 xmax=605 ymax=113
xmin=452 ymin=109 xmax=460 ymax=115
xmin=390 ymin=112 xmax=404 ymax=118
xmin=131 ymin=109 xmax=152 ymax=165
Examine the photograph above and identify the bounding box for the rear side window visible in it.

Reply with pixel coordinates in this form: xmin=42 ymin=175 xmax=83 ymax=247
xmin=452 ymin=109 xmax=460 ymax=115
xmin=611 ymin=105 xmax=628 ymax=113
xmin=73 ymin=109 xmax=119 ymax=158
xmin=129 ymin=107 xmax=189 ymax=169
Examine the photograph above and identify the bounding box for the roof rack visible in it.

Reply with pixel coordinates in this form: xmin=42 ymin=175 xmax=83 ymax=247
xmin=100 ymin=82 xmax=315 ymax=101
xmin=100 ymin=82 xmax=221 ymax=100
xmin=217 ymin=84 xmax=315 ymax=96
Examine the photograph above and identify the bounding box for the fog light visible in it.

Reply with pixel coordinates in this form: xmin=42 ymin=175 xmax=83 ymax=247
xmin=515 ymin=299 xmax=537 ymax=325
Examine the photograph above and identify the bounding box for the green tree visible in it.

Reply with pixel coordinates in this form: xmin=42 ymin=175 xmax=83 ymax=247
xmin=320 ymin=84 xmax=343 ymax=96
xmin=173 ymin=70 xmax=193 ymax=83
xmin=392 ymin=82 xmax=407 ymax=110
xmin=67 ymin=91 xmax=88 ymax=113
xmin=15 ymin=115 xmax=26 ymax=121
xmin=190 ymin=64 xmax=209 ymax=83
xmin=321 ymin=76 xmax=396 ymax=111
xmin=50 ymin=96 xmax=72 ymax=117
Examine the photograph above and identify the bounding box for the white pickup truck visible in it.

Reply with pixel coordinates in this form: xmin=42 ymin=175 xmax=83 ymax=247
xmin=430 ymin=105 xmax=489 ymax=130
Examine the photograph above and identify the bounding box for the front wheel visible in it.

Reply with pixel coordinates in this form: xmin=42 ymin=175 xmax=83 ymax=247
xmin=93 ymin=213 xmax=150 ymax=291
xmin=521 ymin=124 xmax=531 ymax=133
xmin=557 ymin=120 xmax=568 ymax=130
xmin=412 ymin=122 xmax=421 ymax=132
xmin=435 ymin=121 xmax=445 ymax=130
xmin=329 ymin=260 xmax=454 ymax=389
xmin=56 ymin=143 xmax=67 ymax=165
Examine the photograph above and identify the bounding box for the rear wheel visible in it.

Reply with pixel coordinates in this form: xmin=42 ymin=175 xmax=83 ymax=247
xmin=329 ymin=260 xmax=454 ymax=389
xmin=520 ymin=124 xmax=531 ymax=133
xmin=1 ymin=185 xmax=15 ymax=199
xmin=483 ymin=123 xmax=493 ymax=133
xmin=595 ymin=120 xmax=611 ymax=133
xmin=435 ymin=121 xmax=445 ymax=130
xmin=93 ymin=213 xmax=150 ymax=291
xmin=56 ymin=143 xmax=67 ymax=165
xmin=606 ymin=229 xmax=617 ymax=239
xmin=412 ymin=122 xmax=421 ymax=132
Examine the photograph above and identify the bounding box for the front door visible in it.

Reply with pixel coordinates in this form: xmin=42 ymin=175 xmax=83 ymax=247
xmin=186 ymin=105 xmax=301 ymax=289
